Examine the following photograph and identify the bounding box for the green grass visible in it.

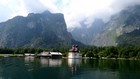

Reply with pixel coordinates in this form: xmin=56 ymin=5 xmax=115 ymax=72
xmin=0 ymin=54 xmax=24 ymax=57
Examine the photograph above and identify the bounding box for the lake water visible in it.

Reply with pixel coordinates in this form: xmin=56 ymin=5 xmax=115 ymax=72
xmin=0 ymin=57 xmax=140 ymax=79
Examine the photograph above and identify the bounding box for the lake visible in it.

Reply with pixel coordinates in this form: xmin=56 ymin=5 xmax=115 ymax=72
xmin=0 ymin=57 xmax=140 ymax=79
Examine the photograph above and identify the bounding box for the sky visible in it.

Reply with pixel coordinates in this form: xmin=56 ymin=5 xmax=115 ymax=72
xmin=0 ymin=0 xmax=140 ymax=30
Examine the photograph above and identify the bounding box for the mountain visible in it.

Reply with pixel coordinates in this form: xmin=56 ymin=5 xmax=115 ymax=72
xmin=0 ymin=11 xmax=83 ymax=48
xmin=117 ymin=28 xmax=140 ymax=46
xmin=93 ymin=5 xmax=140 ymax=46
xmin=71 ymin=19 xmax=105 ymax=45
xmin=71 ymin=5 xmax=140 ymax=46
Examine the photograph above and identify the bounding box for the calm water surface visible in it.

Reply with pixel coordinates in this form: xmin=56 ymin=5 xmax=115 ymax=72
xmin=0 ymin=57 xmax=140 ymax=79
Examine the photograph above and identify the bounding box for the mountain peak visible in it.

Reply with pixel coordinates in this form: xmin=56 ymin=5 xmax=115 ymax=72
xmin=0 ymin=11 xmax=83 ymax=48
xmin=42 ymin=10 xmax=51 ymax=14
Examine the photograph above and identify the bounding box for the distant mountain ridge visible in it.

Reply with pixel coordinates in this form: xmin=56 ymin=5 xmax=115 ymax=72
xmin=1 ymin=5 xmax=140 ymax=48
xmin=71 ymin=5 xmax=140 ymax=46
xmin=94 ymin=5 xmax=140 ymax=46
xmin=117 ymin=28 xmax=140 ymax=46
xmin=71 ymin=19 xmax=105 ymax=45
xmin=0 ymin=11 xmax=83 ymax=48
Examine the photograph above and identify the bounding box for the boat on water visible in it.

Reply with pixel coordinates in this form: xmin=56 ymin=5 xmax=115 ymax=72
xmin=68 ymin=45 xmax=82 ymax=59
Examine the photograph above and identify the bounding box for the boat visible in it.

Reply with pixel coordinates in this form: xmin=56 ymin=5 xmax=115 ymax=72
xmin=68 ymin=45 xmax=82 ymax=58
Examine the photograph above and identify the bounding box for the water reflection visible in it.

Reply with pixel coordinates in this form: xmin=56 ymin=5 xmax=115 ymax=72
xmin=24 ymin=56 xmax=34 ymax=62
xmin=68 ymin=59 xmax=82 ymax=75
xmin=83 ymin=59 xmax=140 ymax=72
xmin=1 ymin=57 xmax=140 ymax=79
xmin=68 ymin=59 xmax=81 ymax=67
xmin=40 ymin=58 xmax=62 ymax=67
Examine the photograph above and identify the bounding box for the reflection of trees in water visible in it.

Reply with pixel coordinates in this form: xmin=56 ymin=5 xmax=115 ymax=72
xmin=0 ymin=58 xmax=34 ymax=79
xmin=82 ymin=59 xmax=140 ymax=72
xmin=67 ymin=59 xmax=119 ymax=79
xmin=69 ymin=59 xmax=140 ymax=79
xmin=0 ymin=58 xmax=140 ymax=79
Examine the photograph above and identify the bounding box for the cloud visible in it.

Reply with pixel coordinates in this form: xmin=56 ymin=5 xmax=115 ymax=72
xmin=60 ymin=0 xmax=140 ymax=29
xmin=0 ymin=0 xmax=27 ymax=22
xmin=1 ymin=0 xmax=140 ymax=30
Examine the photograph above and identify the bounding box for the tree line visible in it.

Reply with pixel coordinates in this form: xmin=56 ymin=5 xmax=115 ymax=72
xmin=0 ymin=46 xmax=140 ymax=59
xmin=0 ymin=47 xmax=68 ymax=55
xmin=80 ymin=46 xmax=140 ymax=59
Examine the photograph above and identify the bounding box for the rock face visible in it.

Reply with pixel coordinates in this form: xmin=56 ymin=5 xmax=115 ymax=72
xmin=0 ymin=11 xmax=83 ymax=48
xmin=93 ymin=5 xmax=140 ymax=46
xmin=117 ymin=28 xmax=140 ymax=46
xmin=71 ymin=19 xmax=105 ymax=45
xmin=71 ymin=5 xmax=140 ymax=46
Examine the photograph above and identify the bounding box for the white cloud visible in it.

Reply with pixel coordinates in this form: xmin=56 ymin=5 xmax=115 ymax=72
xmin=39 ymin=0 xmax=60 ymax=12
xmin=1 ymin=0 xmax=140 ymax=29
xmin=0 ymin=0 xmax=27 ymax=22
xmin=59 ymin=0 xmax=114 ymax=29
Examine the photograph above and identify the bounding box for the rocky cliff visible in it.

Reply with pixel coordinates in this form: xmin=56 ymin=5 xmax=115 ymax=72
xmin=0 ymin=11 xmax=83 ymax=48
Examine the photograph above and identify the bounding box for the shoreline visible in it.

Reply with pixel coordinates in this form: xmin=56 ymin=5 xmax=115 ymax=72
xmin=0 ymin=54 xmax=140 ymax=60
xmin=0 ymin=54 xmax=24 ymax=57
xmin=63 ymin=57 xmax=140 ymax=60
